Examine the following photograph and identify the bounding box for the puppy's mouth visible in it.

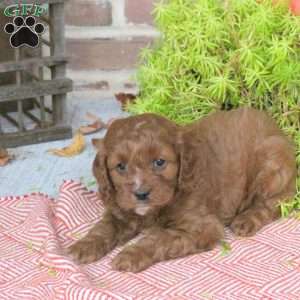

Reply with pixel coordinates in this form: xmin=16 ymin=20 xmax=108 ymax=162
xmin=134 ymin=204 xmax=151 ymax=216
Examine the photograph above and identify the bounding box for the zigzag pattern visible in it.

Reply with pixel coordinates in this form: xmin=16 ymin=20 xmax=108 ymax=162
xmin=0 ymin=180 xmax=299 ymax=299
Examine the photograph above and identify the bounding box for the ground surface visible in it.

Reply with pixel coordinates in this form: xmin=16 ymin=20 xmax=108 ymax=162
xmin=0 ymin=91 xmax=127 ymax=197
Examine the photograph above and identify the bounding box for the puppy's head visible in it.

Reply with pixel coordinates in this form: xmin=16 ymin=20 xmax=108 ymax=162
xmin=93 ymin=113 xmax=181 ymax=216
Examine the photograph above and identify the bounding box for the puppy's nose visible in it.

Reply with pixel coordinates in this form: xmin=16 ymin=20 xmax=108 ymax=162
xmin=134 ymin=189 xmax=150 ymax=201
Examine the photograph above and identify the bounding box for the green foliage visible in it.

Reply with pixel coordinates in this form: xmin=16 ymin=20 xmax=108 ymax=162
xmin=128 ymin=0 xmax=300 ymax=213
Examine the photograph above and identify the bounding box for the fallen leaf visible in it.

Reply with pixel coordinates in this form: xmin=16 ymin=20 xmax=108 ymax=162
xmin=86 ymin=179 xmax=97 ymax=187
xmin=199 ymin=292 xmax=214 ymax=300
xmin=0 ymin=156 xmax=11 ymax=166
xmin=79 ymin=121 xmax=104 ymax=135
xmin=292 ymin=211 xmax=300 ymax=220
xmin=97 ymin=283 xmax=108 ymax=288
xmin=282 ymin=259 xmax=297 ymax=269
xmin=0 ymin=148 xmax=13 ymax=166
xmin=70 ymin=232 xmax=83 ymax=240
xmin=79 ymin=113 xmax=106 ymax=135
xmin=48 ymin=131 xmax=85 ymax=157
xmin=47 ymin=267 xmax=58 ymax=277
xmin=16 ymin=201 xmax=24 ymax=208
xmin=86 ymin=112 xmax=101 ymax=122
xmin=0 ymin=148 xmax=7 ymax=157
xmin=220 ymin=240 xmax=232 ymax=256
xmin=115 ymin=93 xmax=137 ymax=109
xmin=27 ymin=241 xmax=34 ymax=253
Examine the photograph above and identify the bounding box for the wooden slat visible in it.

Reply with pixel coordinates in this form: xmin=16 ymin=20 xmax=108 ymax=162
xmin=0 ymin=0 xmax=66 ymax=8
xmin=38 ymin=67 xmax=46 ymax=128
xmin=0 ymin=56 xmax=67 ymax=73
xmin=41 ymin=38 xmax=51 ymax=47
xmin=15 ymin=48 xmax=25 ymax=132
xmin=50 ymin=2 xmax=67 ymax=125
xmin=0 ymin=125 xmax=72 ymax=148
xmin=0 ymin=79 xmax=73 ymax=102
xmin=33 ymin=99 xmax=52 ymax=114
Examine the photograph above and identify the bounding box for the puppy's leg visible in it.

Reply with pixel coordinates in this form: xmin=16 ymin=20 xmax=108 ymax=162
xmin=231 ymin=136 xmax=296 ymax=237
xmin=112 ymin=214 xmax=224 ymax=272
xmin=67 ymin=212 xmax=139 ymax=264
xmin=230 ymin=192 xmax=291 ymax=237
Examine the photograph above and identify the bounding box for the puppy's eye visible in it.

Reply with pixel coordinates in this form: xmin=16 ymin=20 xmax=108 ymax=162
xmin=116 ymin=162 xmax=127 ymax=173
xmin=153 ymin=159 xmax=166 ymax=169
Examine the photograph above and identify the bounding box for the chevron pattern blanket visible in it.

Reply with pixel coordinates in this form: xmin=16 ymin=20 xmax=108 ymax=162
xmin=0 ymin=180 xmax=299 ymax=300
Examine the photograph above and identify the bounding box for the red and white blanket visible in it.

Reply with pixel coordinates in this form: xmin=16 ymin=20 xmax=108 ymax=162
xmin=0 ymin=180 xmax=300 ymax=300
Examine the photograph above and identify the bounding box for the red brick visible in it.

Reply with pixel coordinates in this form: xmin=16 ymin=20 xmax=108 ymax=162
xmin=65 ymin=0 xmax=112 ymax=26
xmin=125 ymin=0 xmax=155 ymax=25
xmin=66 ymin=38 xmax=153 ymax=70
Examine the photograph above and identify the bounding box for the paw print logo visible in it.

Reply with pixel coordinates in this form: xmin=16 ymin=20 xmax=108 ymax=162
xmin=4 ymin=16 xmax=45 ymax=48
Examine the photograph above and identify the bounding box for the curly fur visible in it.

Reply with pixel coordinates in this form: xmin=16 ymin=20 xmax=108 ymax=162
xmin=68 ymin=107 xmax=297 ymax=272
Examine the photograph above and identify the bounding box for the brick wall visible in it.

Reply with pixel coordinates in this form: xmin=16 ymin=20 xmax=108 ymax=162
xmin=65 ymin=0 xmax=159 ymax=97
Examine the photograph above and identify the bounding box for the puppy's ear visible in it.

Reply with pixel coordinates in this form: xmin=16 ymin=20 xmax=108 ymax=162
xmin=176 ymin=131 xmax=185 ymax=186
xmin=176 ymin=130 xmax=195 ymax=188
xmin=92 ymin=139 xmax=114 ymax=205
xmin=92 ymin=138 xmax=103 ymax=149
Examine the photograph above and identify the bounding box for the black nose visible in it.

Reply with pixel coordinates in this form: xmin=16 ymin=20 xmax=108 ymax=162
xmin=134 ymin=190 xmax=150 ymax=201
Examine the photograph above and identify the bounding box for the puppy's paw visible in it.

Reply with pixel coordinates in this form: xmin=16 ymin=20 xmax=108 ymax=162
xmin=67 ymin=238 xmax=107 ymax=264
xmin=111 ymin=247 xmax=153 ymax=273
xmin=230 ymin=215 xmax=258 ymax=237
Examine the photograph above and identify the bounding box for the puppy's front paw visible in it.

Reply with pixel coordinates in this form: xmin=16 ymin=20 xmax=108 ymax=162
xmin=111 ymin=247 xmax=153 ymax=273
xmin=67 ymin=238 xmax=107 ymax=264
xmin=230 ymin=215 xmax=257 ymax=237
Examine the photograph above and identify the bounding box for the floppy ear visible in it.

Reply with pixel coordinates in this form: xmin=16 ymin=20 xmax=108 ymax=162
xmin=176 ymin=130 xmax=196 ymax=189
xmin=176 ymin=130 xmax=185 ymax=187
xmin=92 ymin=138 xmax=114 ymax=205
xmin=92 ymin=138 xmax=103 ymax=148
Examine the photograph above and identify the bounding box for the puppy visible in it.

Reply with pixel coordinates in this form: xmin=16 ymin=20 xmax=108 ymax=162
xmin=68 ymin=107 xmax=296 ymax=272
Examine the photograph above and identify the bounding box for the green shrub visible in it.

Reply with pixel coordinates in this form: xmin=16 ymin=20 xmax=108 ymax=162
xmin=128 ymin=0 xmax=300 ymax=213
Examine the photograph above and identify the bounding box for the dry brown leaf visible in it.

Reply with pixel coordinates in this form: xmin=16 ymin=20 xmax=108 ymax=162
xmin=0 ymin=157 xmax=11 ymax=166
xmin=48 ymin=132 xmax=85 ymax=157
xmin=79 ymin=113 xmax=106 ymax=135
xmin=0 ymin=148 xmax=8 ymax=158
xmin=115 ymin=93 xmax=137 ymax=110
xmin=85 ymin=112 xmax=101 ymax=122
xmin=0 ymin=148 xmax=13 ymax=166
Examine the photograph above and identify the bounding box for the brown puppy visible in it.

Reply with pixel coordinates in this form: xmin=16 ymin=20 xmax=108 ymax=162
xmin=68 ymin=107 xmax=297 ymax=272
